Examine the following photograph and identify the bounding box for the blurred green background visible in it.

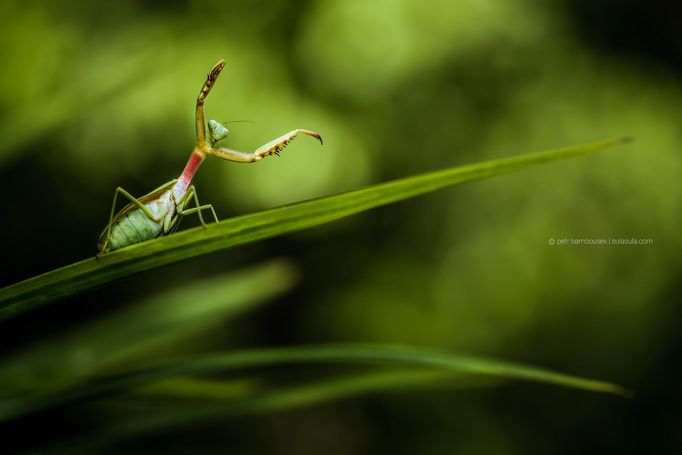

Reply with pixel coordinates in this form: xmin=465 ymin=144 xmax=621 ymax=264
xmin=1 ymin=0 xmax=681 ymax=453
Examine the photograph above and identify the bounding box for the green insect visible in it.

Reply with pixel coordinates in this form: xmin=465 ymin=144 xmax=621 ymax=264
xmin=97 ymin=59 xmax=323 ymax=254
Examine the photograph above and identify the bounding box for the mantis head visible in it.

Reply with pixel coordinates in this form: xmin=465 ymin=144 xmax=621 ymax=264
xmin=207 ymin=119 xmax=229 ymax=145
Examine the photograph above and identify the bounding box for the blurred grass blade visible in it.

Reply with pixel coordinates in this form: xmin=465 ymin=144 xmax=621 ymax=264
xmin=68 ymin=370 xmax=484 ymax=450
xmin=95 ymin=344 xmax=632 ymax=397
xmin=72 ymin=259 xmax=297 ymax=369
xmin=0 ymin=260 xmax=296 ymax=395
xmin=0 ymin=137 xmax=629 ymax=320
xmin=129 ymin=372 xmax=498 ymax=401
xmin=1 ymin=344 xmax=631 ymax=421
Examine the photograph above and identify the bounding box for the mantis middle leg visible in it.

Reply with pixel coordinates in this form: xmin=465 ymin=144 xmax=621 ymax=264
xmin=175 ymin=185 xmax=218 ymax=229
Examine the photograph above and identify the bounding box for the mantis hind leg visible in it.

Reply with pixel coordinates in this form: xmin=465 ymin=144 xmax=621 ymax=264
xmin=177 ymin=185 xmax=218 ymax=227
xmin=99 ymin=187 xmax=161 ymax=254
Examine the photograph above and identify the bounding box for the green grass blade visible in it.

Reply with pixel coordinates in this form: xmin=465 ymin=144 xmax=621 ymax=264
xmin=49 ymin=371 xmax=496 ymax=452
xmin=127 ymin=372 xmax=496 ymax=401
xmin=0 ymin=260 xmax=296 ymax=396
xmin=0 ymin=137 xmax=629 ymax=320
xmin=1 ymin=344 xmax=631 ymax=421
xmin=100 ymin=344 xmax=632 ymax=397
xmin=65 ymin=370 xmax=481 ymax=451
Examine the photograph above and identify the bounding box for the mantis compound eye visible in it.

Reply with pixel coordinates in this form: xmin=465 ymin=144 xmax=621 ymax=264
xmin=208 ymin=119 xmax=229 ymax=143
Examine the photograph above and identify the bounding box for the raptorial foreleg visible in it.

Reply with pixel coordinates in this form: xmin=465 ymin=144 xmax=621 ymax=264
xmin=207 ymin=129 xmax=322 ymax=163
xmin=195 ymin=59 xmax=226 ymax=148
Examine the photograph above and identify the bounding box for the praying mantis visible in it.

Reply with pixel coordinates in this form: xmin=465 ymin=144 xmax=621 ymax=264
xmin=97 ymin=59 xmax=322 ymax=254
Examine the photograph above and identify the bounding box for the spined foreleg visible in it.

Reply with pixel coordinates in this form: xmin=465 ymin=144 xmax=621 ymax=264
xmin=207 ymin=129 xmax=322 ymax=163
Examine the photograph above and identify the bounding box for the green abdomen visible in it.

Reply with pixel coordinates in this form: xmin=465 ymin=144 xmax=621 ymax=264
xmin=102 ymin=210 xmax=164 ymax=251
